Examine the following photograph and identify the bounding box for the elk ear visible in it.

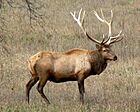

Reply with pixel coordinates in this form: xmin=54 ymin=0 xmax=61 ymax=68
xmin=96 ymin=44 xmax=101 ymax=49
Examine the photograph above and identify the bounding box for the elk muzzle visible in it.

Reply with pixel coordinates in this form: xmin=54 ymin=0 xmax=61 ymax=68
xmin=113 ymin=55 xmax=117 ymax=61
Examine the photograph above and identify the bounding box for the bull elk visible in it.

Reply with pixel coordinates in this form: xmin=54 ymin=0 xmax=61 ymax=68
xmin=26 ymin=8 xmax=123 ymax=104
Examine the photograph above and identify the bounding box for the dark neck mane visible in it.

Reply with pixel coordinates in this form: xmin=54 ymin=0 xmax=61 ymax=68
xmin=89 ymin=51 xmax=107 ymax=75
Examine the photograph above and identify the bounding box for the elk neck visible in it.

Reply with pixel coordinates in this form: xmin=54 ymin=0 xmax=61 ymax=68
xmin=88 ymin=50 xmax=107 ymax=75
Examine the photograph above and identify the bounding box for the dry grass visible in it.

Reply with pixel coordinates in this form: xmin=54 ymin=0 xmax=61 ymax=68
xmin=0 ymin=0 xmax=140 ymax=112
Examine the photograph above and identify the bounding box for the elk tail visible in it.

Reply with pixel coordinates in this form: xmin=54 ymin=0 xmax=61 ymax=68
xmin=27 ymin=59 xmax=37 ymax=77
xmin=27 ymin=51 xmax=44 ymax=77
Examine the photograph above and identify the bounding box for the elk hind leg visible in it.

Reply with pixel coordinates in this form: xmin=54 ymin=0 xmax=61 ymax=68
xmin=37 ymin=75 xmax=50 ymax=104
xmin=26 ymin=76 xmax=39 ymax=103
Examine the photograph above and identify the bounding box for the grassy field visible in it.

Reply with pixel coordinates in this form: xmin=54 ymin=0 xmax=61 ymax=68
xmin=0 ymin=0 xmax=140 ymax=112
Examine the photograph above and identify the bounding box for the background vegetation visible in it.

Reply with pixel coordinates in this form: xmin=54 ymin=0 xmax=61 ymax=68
xmin=0 ymin=0 xmax=140 ymax=111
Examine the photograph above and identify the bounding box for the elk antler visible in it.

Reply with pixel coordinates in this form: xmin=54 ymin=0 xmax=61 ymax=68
xmin=70 ymin=8 xmax=101 ymax=45
xmin=106 ymin=30 xmax=123 ymax=44
xmin=93 ymin=9 xmax=123 ymax=45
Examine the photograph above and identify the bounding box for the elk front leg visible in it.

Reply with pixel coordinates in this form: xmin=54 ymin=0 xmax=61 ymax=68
xmin=78 ymin=79 xmax=85 ymax=104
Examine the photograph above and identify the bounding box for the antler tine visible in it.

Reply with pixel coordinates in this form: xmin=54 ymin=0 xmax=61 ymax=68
xmin=107 ymin=30 xmax=124 ymax=45
xmin=70 ymin=8 xmax=101 ymax=44
xmin=78 ymin=8 xmax=82 ymax=22
xmin=110 ymin=10 xmax=113 ymax=23
xmin=70 ymin=8 xmax=84 ymax=33
xmin=93 ymin=10 xmax=104 ymax=23
xmin=110 ymin=30 xmax=122 ymax=40
xmin=101 ymin=34 xmax=107 ymax=43
xmin=100 ymin=9 xmax=106 ymax=22
xmin=81 ymin=10 xmax=85 ymax=26
xmin=93 ymin=9 xmax=114 ymax=43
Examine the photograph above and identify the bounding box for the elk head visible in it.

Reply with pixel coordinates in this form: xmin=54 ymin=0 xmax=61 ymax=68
xmin=70 ymin=8 xmax=123 ymax=61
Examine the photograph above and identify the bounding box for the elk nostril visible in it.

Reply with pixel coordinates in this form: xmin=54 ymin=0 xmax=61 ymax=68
xmin=114 ymin=56 xmax=117 ymax=61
